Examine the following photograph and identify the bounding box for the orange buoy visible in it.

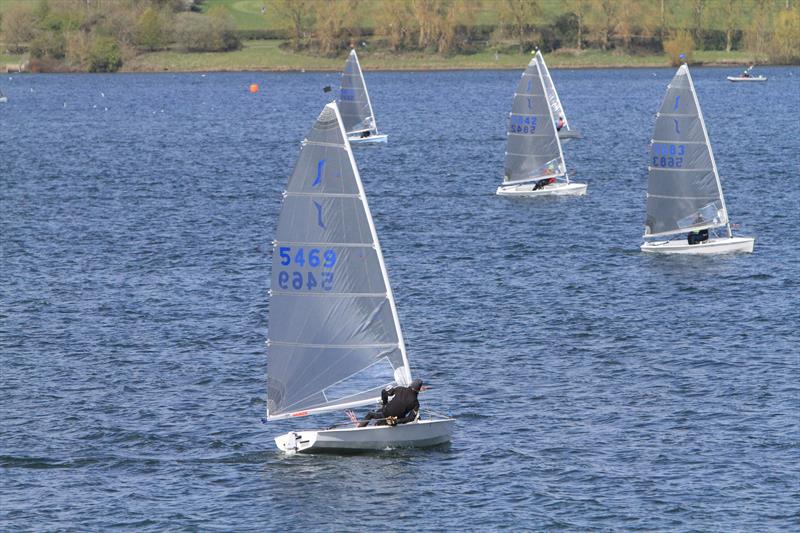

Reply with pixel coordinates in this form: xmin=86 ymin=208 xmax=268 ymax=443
xmin=249 ymin=83 xmax=259 ymax=93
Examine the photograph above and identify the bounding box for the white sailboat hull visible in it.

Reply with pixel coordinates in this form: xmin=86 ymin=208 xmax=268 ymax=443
xmin=275 ymin=418 xmax=454 ymax=454
xmin=0 ymin=96 xmax=7 ymax=103
xmin=348 ymin=133 xmax=388 ymax=144
xmin=726 ymin=76 xmax=767 ymax=82
xmin=496 ymin=181 xmax=587 ymax=197
xmin=641 ymin=235 xmax=754 ymax=254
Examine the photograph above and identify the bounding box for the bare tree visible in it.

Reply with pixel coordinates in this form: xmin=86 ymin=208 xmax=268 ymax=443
xmin=499 ymin=0 xmax=541 ymax=53
xmin=586 ymin=0 xmax=619 ymax=51
xmin=375 ymin=0 xmax=413 ymax=51
xmin=565 ymin=0 xmax=591 ymax=50
xmin=274 ymin=0 xmax=316 ymax=51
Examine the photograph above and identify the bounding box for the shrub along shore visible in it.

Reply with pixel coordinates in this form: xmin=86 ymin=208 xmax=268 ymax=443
xmin=120 ymin=41 xmax=759 ymax=73
xmin=1 ymin=0 xmax=797 ymax=73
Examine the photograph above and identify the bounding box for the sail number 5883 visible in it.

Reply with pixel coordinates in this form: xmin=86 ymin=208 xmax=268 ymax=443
xmin=651 ymin=143 xmax=685 ymax=168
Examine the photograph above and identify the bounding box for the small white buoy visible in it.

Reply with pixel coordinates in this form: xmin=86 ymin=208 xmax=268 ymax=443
xmin=100 ymin=92 xmax=105 ymax=97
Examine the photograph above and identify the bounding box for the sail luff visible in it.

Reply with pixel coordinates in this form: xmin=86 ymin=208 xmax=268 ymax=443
xmin=350 ymin=50 xmax=378 ymax=134
xmin=684 ymin=66 xmax=731 ymax=237
xmin=334 ymin=102 xmax=410 ymax=385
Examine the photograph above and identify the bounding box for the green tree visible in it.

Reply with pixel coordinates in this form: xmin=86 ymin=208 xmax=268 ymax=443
xmin=136 ymin=8 xmax=166 ymax=51
xmin=663 ymin=29 xmax=694 ymax=65
xmin=690 ymin=0 xmax=706 ymax=46
xmin=499 ymin=0 xmax=541 ymax=53
xmin=744 ymin=0 xmax=773 ymax=57
xmin=769 ymin=7 xmax=800 ymax=62
xmin=1 ymin=3 xmax=38 ymax=53
xmin=719 ymin=0 xmax=743 ymax=52
xmin=87 ymin=35 xmax=122 ymax=72
xmin=208 ymin=4 xmax=241 ymax=51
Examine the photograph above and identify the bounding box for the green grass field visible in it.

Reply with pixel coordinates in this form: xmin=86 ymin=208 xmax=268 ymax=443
xmin=123 ymin=40 xmax=757 ymax=72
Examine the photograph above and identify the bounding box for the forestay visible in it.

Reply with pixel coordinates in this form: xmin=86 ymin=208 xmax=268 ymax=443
xmin=267 ymin=102 xmax=411 ymax=421
xmin=645 ymin=65 xmax=729 ymax=237
xmin=537 ymin=50 xmax=570 ymax=132
xmin=504 ymin=55 xmax=567 ymax=185
xmin=337 ymin=49 xmax=377 ymax=136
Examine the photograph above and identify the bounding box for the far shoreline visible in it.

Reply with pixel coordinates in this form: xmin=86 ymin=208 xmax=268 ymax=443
xmin=117 ymin=62 xmax=772 ymax=74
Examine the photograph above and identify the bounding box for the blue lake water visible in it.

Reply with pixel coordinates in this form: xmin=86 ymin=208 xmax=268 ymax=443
xmin=1 ymin=66 xmax=798 ymax=531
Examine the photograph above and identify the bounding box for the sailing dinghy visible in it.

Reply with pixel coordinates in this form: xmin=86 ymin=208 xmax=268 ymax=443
xmin=337 ymin=49 xmax=387 ymax=144
xmin=536 ymin=50 xmax=581 ymax=141
xmin=727 ymin=65 xmax=767 ymax=82
xmin=267 ymin=102 xmax=453 ymax=453
xmin=496 ymin=53 xmax=587 ymax=197
xmin=641 ymin=64 xmax=754 ymax=254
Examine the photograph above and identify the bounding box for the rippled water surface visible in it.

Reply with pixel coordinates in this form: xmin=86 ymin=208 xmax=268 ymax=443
xmin=2 ymin=67 xmax=799 ymax=531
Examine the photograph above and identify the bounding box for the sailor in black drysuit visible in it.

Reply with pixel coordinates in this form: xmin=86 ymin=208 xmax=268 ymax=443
xmin=358 ymin=379 xmax=423 ymax=427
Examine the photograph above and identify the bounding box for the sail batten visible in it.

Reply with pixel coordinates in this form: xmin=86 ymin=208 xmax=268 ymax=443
xmin=267 ymin=102 xmax=409 ymax=421
xmin=644 ymin=64 xmax=730 ymax=237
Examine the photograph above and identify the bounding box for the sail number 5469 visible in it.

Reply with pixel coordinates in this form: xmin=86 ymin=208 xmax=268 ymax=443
xmin=277 ymin=247 xmax=337 ymax=291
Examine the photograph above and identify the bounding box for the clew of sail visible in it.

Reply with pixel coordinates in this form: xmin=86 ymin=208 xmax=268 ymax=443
xmin=267 ymin=102 xmax=410 ymax=421
xmin=537 ymin=50 xmax=569 ymax=131
xmin=337 ymin=49 xmax=377 ymax=136
xmin=503 ymin=55 xmax=567 ymax=185
xmin=644 ymin=65 xmax=729 ymax=238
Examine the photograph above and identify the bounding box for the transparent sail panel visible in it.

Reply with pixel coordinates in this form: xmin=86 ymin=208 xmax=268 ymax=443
xmin=267 ymin=103 xmax=408 ymax=419
xmin=537 ymin=51 xmax=568 ymax=130
xmin=504 ymin=56 xmax=565 ymax=183
xmin=644 ymin=65 xmax=727 ymax=236
xmin=337 ymin=50 xmax=374 ymax=135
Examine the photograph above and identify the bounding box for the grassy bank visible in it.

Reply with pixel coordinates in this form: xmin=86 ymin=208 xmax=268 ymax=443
xmin=122 ymin=40 xmax=758 ymax=72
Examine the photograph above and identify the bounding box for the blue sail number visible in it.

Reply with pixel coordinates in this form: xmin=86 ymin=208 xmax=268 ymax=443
xmin=276 ymin=246 xmax=337 ymax=291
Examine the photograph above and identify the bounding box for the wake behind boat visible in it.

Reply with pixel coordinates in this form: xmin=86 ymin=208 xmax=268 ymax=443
xmin=336 ymin=49 xmax=387 ymax=144
xmin=266 ymin=102 xmax=453 ymax=453
xmin=496 ymin=53 xmax=586 ymax=197
xmin=642 ymin=64 xmax=754 ymax=254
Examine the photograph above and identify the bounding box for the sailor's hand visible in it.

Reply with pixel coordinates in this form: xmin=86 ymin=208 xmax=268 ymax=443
xmin=386 ymin=416 xmax=397 ymax=426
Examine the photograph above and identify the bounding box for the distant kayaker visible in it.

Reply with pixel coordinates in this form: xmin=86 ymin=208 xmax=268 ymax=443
xmin=358 ymin=378 xmax=424 ymax=427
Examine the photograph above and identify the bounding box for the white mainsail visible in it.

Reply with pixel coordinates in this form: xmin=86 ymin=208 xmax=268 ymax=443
xmin=337 ymin=49 xmax=379 ymax=136
xmin=645 ymin=64 xmax=731 ymax=238
xmin=267 ymin=102 xmax=410 ymax=421
xmin=503 ymin=54 xmax=568 ymax=186
xmin=536 ymin=50 xmax=571 ymax=133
